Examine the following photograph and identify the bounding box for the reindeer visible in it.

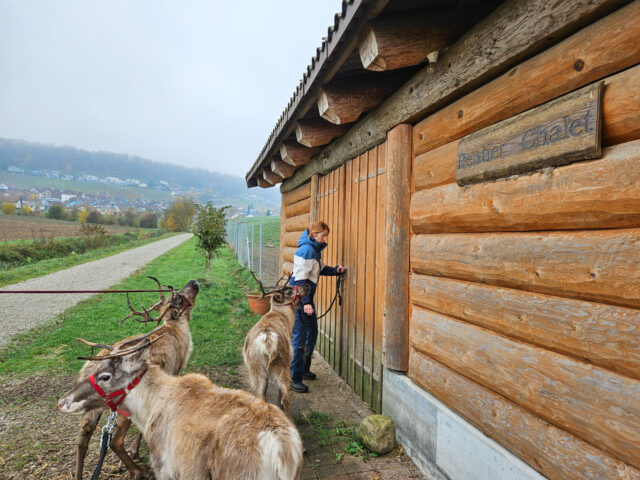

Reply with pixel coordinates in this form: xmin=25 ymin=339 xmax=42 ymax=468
xmin=58 ymin=329 xmax=304 ymax=480
xmin=243 ymin=273 xmax=309 ymax=420
xmin=65 ymin=277 xmax=199 ymax=480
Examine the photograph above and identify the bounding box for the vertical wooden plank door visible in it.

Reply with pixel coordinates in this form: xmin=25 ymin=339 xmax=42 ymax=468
xmin=315 ymin=143 xmax=386 ymax=412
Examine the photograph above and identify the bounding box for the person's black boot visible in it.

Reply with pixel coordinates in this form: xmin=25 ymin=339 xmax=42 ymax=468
xmin=290 ymin=382 xmax=309 ymax=393
xmin=302 ymin=371 xmax=316 ymax=380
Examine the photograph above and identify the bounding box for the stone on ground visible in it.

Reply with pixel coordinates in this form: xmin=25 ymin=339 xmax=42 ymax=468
xmin=358 ymin=414 xmax=396 ymax=454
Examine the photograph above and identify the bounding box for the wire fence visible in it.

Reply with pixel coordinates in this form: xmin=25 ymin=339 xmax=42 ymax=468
xmin=225 ymin=216 xmax=280 ymax=285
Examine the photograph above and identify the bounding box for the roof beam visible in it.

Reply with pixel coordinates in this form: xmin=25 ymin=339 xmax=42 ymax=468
xmin=271 ymin=158 xmax=296 ymax=179
xmin=262 ymin=168 xmax=283 ymax=185
xmin=280 ymin=141 xmax=322 ymax=167
xmin=256 ymin=177 xmax=273 ymax=188
xmin=317 ymin=75 xmax=400 ymax=125
xmin=358 ymin=12 xmax=468 ymax=72
xmin=295 ymin=118 xmax=350 ymax=147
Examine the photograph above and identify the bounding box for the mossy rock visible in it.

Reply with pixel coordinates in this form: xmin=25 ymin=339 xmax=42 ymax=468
xmin=357 ymin=414 xmax=396 ymax=454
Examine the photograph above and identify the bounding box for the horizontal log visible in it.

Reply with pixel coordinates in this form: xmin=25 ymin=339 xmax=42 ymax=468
xmin=412 ymin=65 xmax=640 ymax=193
xmin=256 ymin=177 xmax=273 ymax=189
xmin=409 ymin=350 xmax=640 ymax=480
xmin=358 ymin=12 xmax=468 ymax=71
xmin=411 ymin=139 xmax=640 ymax=233
xmin=317 ymin=75 xmax=401 ymax=125
xmin=271 ymin=159 xmax=296 ymax=179
xmin=284 ymin=197 xmax=310 ymax=219
xmin=411 ymin=229 xmax=640 ymax=309
xmin=410 ymin=307 xmax=640 ymax=469
xmin=295 ymin=118 xmax=349 ymax=148
xmin=282 ymin=262 xmax=293 ymax=275
xmin=281 ymin=0 xmax=628 ymax=193
xmin=413 ymin=2 xmax=640 ymax=156
xmin=282 ymin=182 xmax=311 ymax=206
xmin=411 ymin=274 xmax=640 ymax=380
xmin=413 ymin=140 xmax=459 ymax=192
xmin=284 ymin=213 xmax=310 ymax=233
xmin=283 ymin=231 xmax=302 ymax=248
xmin=280 ymin=141 xmax=321 ymax=167
xmin=262 ymin=168 xmax=283 ymax=185
xmin=282 ymin=247 xmax=297 ymax=264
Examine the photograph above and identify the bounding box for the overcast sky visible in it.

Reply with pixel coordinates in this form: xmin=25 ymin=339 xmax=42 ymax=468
xmin=0 ymin=1 xmax=340 ymax=178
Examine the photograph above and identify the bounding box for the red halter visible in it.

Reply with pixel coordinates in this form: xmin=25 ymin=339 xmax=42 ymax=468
xmin=89 ymin=369 xmax=147 ymax=416
xmin=176 ymin=292 xmax=194 ymax=315
xmin=282 ymin=285 xmax=302 ymax=306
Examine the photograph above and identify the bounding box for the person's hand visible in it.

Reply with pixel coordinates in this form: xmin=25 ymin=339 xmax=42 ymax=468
xmin=303 ymin=304 xmax=314 ymax=315
xmin=337 ymin=265 xmax=346 ymax=274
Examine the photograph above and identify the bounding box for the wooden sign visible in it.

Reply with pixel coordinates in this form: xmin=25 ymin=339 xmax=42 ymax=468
xmin=456 ymin=82 xmax=603 ymax=186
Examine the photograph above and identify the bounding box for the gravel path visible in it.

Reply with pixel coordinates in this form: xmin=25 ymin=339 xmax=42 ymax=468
xmin=0 ymin=233 xmax=192 ymax=348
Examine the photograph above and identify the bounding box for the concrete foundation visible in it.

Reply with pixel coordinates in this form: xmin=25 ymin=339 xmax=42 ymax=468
xmin=382 ymin=369 xmax=545 ymax=480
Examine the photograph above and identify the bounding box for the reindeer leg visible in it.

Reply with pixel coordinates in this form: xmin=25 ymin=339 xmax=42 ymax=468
xmin=110 ymin=415 xmax=145 ymax=479
xmin=75 ymin=409 xmax=103 ymax=480
xmin=275 ymin=367 xmax=293 ymax=421
xmin=130 ymin=432 xmax=143 ymax=459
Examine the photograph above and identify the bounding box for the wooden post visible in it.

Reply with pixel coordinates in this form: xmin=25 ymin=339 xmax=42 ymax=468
xmin=310 ymin=173 xmax=319 ymax=223
xmin=383 ymin=124 xmax=412 ymax=372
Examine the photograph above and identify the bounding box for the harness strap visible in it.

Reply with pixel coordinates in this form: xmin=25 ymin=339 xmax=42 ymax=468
xmin=89 ymin=368 xmax=147 ymax=415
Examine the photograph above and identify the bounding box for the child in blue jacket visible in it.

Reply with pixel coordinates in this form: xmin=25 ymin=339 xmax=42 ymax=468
xmin=289 ymin=220 xmax=345 ymax=392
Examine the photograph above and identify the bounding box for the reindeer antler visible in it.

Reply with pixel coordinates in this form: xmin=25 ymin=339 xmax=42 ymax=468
xmin=250 ymin=270 xmax=268 ymax=297
xmin=77 ymin=325 xmax=167 ymax=361
xmin=120 ymin=277 xmax=169 ymax=325
xmin=77 ymin=334 xmax=166 ymax=361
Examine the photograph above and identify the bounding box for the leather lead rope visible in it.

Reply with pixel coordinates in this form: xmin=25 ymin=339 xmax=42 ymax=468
xmin=317 ymin=274 xmax=343 ymax=320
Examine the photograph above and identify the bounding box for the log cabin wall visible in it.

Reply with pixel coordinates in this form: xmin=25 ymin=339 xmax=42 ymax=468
xmin=279 ymin=182 xmax=312 ymax=277
xmin=408 ymin=3 xmax=640 ymax=479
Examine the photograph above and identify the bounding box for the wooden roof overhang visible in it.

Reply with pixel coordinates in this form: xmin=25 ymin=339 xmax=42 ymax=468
xmin=245 ymin=0 xmax=620 ymax=193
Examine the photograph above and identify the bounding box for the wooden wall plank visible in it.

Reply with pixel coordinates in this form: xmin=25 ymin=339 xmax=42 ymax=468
xmin=412 ymin=63 xmax=640 ymax=193
xmin=283 ymin=231 xmax=302 ymax=248
xmin=408 ymin=350 xmax=640 ymax=480
xmin=278 ymin=196 xmax=286 ymax=277
xmin=335 ymin=165 xmax=346 ymax=373
xmin=283 ymin=182 xmax=311 ymax=206
xmin=411 ymin=139 xmax=640 ymax=233
xmin=282 ymin=247 xmax=297 ymax=264
xmin=318 ymin=174 xmax=328 ymax=356
xmin=284 ymin=197 xmax=311 ymax=218
xmin=342 ymin=159 xmax=353 ymax=380
xmin=374 ymin=144 xmax=386 ymax=410
xmin=411 ymin=229 xmax=640 ymax=309
xmin=365 ymin=148 xmax=378 ymax=403
xmin=310 ymin=173 xmax=319 ymax=223
xmin=410 ymin=306 xmax=640 ymax=468
xmin=348 ymin=156 xmax=360 ymax=387
xmin=284 ymin=213 xmax=310 ymax=232
xmin=383 ymin=125 xmax=412 ymax=371
xmin=411 ymin=274 xmax=640 ymax=381
xmin=413 ymin=1 xmax=640 ymax=156
xmin=357 ymin=153 xmax=368 ymax=396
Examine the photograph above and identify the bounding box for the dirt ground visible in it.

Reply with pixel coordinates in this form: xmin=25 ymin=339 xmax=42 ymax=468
xmin=0 ymin=215 xmax=137 ymax=241
xmin=0 ymin=355 xmax=424 ymax=480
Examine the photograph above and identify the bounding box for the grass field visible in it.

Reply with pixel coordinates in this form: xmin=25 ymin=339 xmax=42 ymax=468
xmin=0 ymin=239 xmax=261 ymax=375
xmin=0 ymin=214 xmax=141 ymax=242
xmin=0 ymin=231 xmax=176 ymax=287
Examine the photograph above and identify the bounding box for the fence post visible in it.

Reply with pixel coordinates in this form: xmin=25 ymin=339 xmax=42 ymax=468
xmin=259 ymin=219 xmax=263 ymax=281
xmin=251 ymin=223 xmax=255 ymax=271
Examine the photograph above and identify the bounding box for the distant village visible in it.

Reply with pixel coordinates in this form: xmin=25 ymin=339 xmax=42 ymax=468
xmin=0 ymin=165 xmax=279 ymax=218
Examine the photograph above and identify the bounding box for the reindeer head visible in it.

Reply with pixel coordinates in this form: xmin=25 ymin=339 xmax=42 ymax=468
xmin=250 ymin=271 xmax=310 ymax=309
xmin=58 ymin=328 xmax=161 ymax=415
xmin=121 ymin=278 xmax=200 ymax=325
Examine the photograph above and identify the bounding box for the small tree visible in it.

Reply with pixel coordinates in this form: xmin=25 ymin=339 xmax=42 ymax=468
xmin=46 ymin=204 xmax=65 ymax=219
xmin=77 ymin=208 xmax=88 ymax=223
xmin=193 ymin=202 xmax=229 ymax=281
xmin=86 ymin=209 xmax=102 ymax=224
xmin=139 ymin=211 xmax=158 ymax=228
xmin=1 ymin=202 xmax=16 ymax=215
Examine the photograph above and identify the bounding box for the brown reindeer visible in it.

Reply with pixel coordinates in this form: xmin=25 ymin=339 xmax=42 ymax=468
xmin=243 ymin=274 xmax=309 ymax=419
xmin=64 ymin=278 xmax=199 ymax=480
xmin=58 ymin=331 xmax=303 ymax=480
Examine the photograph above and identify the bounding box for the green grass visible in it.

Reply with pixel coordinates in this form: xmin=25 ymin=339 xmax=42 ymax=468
xmin=0 ymin=231 xmax=176 ymax=287
xmin=226 ymin=216 xmax=281 ymax=247
xmin=0 ymin=239 xmax=261 ymax=375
